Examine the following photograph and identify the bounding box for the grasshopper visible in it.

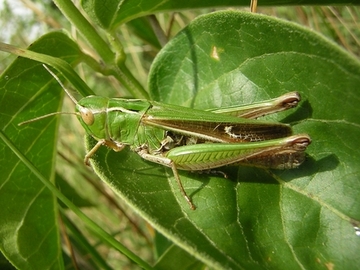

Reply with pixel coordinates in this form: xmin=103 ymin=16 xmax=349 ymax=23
xmin=22 ymin=66 xmax=311 ymax=210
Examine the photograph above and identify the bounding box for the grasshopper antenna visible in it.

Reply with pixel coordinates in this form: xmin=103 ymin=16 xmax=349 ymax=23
xmin=42 ymin=64 xmax=78 ymax=105
xmin=18 ymin=64 xmax=80 ymax=126
xmin=18 ymin=112 xmax=79 ymax=126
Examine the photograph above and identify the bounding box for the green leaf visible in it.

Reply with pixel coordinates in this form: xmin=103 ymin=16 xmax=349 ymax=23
xmin=80 ymin=0 xmax=358 ymax=29
xmin=154 ymin=244 xmax=205 ymax=270
xmin=89 ymin=11 xmax=360 ymax=269
xmin=126 ymin=17 xmax=162 ymax=50
xmin=0 ymin=31 xmax=84 ymax=270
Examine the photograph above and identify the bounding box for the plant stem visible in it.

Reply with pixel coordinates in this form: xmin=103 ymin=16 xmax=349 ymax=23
xmin=53 ymin=0 xmax=149 ymax=99
xmin=53 ymin=0 xmax=114 ymax=64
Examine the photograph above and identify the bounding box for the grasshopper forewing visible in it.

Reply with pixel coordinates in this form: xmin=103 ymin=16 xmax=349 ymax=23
xmin=22 ymin=66 xmax=311 ymax=210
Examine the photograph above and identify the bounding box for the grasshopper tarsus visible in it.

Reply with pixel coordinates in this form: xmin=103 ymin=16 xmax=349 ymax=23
xmin=188 ymin=201 xmax=196 ymax=210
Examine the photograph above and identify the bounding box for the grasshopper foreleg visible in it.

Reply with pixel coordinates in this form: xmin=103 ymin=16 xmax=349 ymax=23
xmin=136 ymin=147 xmax=196 ymax=210
xmin=85 ymin=139 xmax=125 ymax=165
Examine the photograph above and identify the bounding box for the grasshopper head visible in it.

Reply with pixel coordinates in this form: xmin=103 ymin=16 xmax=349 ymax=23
xmin=76 ymin=96 xmax=110 ymax=141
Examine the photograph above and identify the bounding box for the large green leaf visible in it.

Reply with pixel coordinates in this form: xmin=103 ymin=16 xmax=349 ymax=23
xmin=80 ymin=0 xmax=358 ymax=29
xmin=89 ymin=11 xmax=360 ymax=269
xmin=0 ymin=32 xmax=83 ymax=269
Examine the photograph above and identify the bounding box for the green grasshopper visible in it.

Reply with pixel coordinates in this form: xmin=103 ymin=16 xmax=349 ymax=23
xmin=23 ymin=66 xmax=311 ymax=210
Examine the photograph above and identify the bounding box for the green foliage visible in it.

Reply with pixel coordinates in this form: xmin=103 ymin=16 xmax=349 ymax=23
xmin=0 ymin=1 xmax=360 ymax=269
xmin=88 ymin=11 xmax=360 ymax=269
xmin=0 ymin=32 xmax=83 ymax=270
xmin=80 ymin=0 xmax=359 ymax=28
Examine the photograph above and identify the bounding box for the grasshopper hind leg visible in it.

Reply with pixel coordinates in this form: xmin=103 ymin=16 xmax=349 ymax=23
xmin=136 ymin=147 xmax=196 ymax=210
xmin=170 ymin=164 xmax=196 ymax=210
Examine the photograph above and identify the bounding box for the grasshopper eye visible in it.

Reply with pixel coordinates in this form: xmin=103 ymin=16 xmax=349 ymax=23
xmin=80 ymin=107 xmax=94 ymax=125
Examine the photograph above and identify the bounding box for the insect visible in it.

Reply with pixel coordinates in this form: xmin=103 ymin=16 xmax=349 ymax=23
xmin=21 ymin=66 xmax=311 ymax=210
